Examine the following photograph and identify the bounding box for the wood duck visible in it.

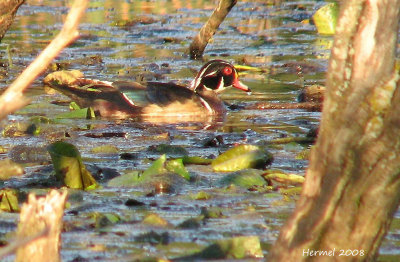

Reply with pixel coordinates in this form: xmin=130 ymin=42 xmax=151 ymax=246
xmin=43 ymin=60 xmax=250 ymax=123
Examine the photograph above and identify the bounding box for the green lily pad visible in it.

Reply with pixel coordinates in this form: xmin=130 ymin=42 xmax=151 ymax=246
xmin=142 ymin=213 xmax=169 ymax=227
xmin=189 ymin=236 xmax=263 ymax=259
xmin=47 ymin=141 xmax=99 ymax=190
xmin=190 ymin=191 xmax=211 ymax=200
xmin=90 ymin=145 xmax=119 ymax=154
xmin=142 ymin=154 xmax=168 ymax=178
xmin=107 ymin=155 xmax=189 ymax=193
xmin=312 ymin=2 xmax=339 ymax=35
xmin=201 ymin=207 xmax=225 ymax=219
xmin=263 ymin=170 xmax=305 ymax=185
xmin=182 ymin=156 xmax=212 ymax=165
xmin=107 ymin=171 xmax=142 ymax=187
xmin=55 ymin=107 xmax=96 ymax=119
xmin=165 ymin=158 xmax=190 ymax=180
xmin=0 ymin=189 xmax=20 ymax=212
xmin=218 ymin=169 xmax=267 ymax=188
xmin=148 ymin=144 xmax=188 ymax=157
xmin=69 ymin=102 xmax=81 ymax=110
xmin=212 ymin=145 xmax=273 ymax=172
xmin=142 ymin=154 xmax=190 ymax=181
xmin=90 ymin=212 xmax=121 ymax=228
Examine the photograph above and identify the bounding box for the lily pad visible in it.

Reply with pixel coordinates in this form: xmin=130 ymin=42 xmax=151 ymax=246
xmin=107 ymin=171 xmax=142 ymax=187
xmin=47 ymin=141 xmax=99 ymax=190
xmin=90 ymin=145 xmax=119 ymax=154
xmin=190 ymin=191 xmax=211 ymax=200
xmin=263 ymin=170 xmax=305 ymax=185
xmin=182 ymin=156 xmax=212 ymax=165
xmin=142 ymin=154 xmax=190 ymax=181
xmin=312 ymin=2 xmax=339 ymax=35
xmin=55 ymin=107 xmax=96 ymax=119
xmin=148 ymin=144 xmax=188 ymax=157
xmin=201 ymin=207 xmax=225 ymax=219
xmin=0 ymin=189 xmax=20 ymax=212
xmin=187 ymin=236 xmax=263 ymax=260
xmin=0 ymin=159 xmax=24 ymax=180
xmin=142 ymin=213 xmax=169 ymax=227
xmin=43 ymin=70 xmax=84 ymax=86
xmin=90 ymin=212 xmax=121 ymax=228
xmin=218 ymin=169 xmax=267 ymax=189
xmin=165 ymin=158 xmax=190 ymax=180
xmin=212 ymin=144 xmax=273 ymax=172
xmin=107 ymin=155 xmax=189 ymax=193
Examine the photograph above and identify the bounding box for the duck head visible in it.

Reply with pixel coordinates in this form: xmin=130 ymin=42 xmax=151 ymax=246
xmin=191 ymin=60 xmax=250 ymax=94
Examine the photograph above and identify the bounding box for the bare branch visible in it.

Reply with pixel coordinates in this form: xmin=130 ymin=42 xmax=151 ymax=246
xmin=0 ymin=0 xmax=88 ymax=120
xmin=189 ymin=0 xmax=237 ymax=59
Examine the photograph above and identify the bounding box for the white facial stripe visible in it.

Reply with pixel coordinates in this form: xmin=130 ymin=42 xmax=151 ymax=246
xmin=199 ymin=96 xmax=213 ymax=114
xmin=216 ymin=77 xmax=225 ymax=92
xmin=204 ymin=70 xmax=218 ymax=77
xmin=192 ymin=61 xmax=232 ymax=90
xmin=121 ymin=93 xmax=136 ymax=106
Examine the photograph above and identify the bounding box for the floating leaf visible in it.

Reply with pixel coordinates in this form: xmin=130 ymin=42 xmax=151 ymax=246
xmin=190 ymin=191 xmax=211 ymax=200
xmin=91 ymin=212 xmax=121 ymax=228
xmin=44 ymin=70 xmax=84 ymax=86
xmin=107 ymin=171 xmax=142 ymax=187
xmin=0 ymin=189 xmax=20 ymax=212
xmin=279 ymin=187 xmax=303 ymax=196
xmin=201 ymin=207 xmax=225 ymax=219
xmin=190 ymin=236 xmax=263 ymax=259
xmin=142 ymin=213 xmax=169 ymax=227
xmin=90 ymin=145 xmax=119 ymax=154
xmin=212 ymin=145 xmax=273 ymax=172
xmin=182 ymin=156 xmax=212 ymax=165
xmin=165 ymin=158 xmax=190 ymax=180
xmin=55 ymin=107 xmax=96 ymax=119
xmin=142 ymin=154 xmax=167 ymax=178
xmin=218 ymin=169 xmax=267 ymax=188
xmin=107 ymin=155 xmax=189 ymax=193
xmin=0 ymin=145 xmax=6 ymax=153
xmin=69 ymin=102 xmax=81 ymax=110
xmin=263 ymin=170 xmax=305 ymax=185
xmin=312 ymin=2 xmax=339 ymax=35
xmin=148 ymin=144 xmax=188 ymax=157
xmin=47 ymin=141 xmax=99 ymax=190
xmin=142 ymin=154 xmax=190 ymax=181
xmin=0 ymin=159 xmax=24 ymax=180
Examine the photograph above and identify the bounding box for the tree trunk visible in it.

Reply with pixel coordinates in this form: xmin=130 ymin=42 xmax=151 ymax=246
xmin=0 ymin=0 xmax=25 ymax=42
xmin=269 ymin=0 xmax=400 ymax=261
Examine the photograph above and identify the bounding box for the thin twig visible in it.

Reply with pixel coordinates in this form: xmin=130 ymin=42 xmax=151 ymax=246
xmin=0 ymin=0 xmax=88 ymax=120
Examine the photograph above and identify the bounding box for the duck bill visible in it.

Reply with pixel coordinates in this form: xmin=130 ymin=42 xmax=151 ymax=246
xmin=232 ymin=79 xmax=251 ymax=93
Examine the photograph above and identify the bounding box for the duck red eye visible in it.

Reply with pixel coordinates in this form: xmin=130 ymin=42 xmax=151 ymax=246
xmin=222 ymin=66 xmax=233 ymax=76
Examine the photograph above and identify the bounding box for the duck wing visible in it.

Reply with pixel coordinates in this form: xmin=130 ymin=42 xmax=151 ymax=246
xmin=44 ymin=71 xmax=143 ymax=117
